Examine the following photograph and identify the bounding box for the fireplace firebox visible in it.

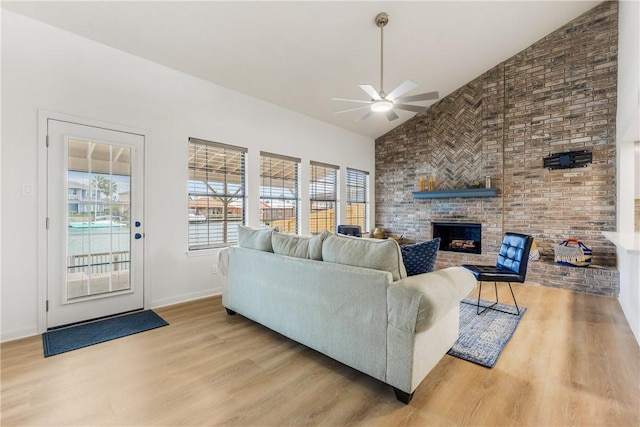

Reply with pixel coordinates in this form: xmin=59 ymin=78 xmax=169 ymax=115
xmin=432 ymin=222 xmax=481 ymax=254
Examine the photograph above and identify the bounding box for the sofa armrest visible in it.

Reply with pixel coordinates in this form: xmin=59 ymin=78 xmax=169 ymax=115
xmin=217 ymin=247 xmax=230 ymax=276
xmin=387 ymin=267 xmax=476 ymax=333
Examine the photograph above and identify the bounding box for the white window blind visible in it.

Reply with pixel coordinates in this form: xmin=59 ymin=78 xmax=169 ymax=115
xmin=188 ymin=138 xmax=246 ymax=249
xmin=260 ymin=152 xmax=300 ymax=234
xmin=310 ymin=161 xmax=339 ymax=234
xmin=346 ymin=168 xmax=370 ymax=233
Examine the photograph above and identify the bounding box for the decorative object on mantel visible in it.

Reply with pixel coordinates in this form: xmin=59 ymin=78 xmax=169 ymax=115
xmin=554 ymin=238 xmax=592 ymax=267
xmin=428 ymin=175 xmax=435 ymax=191
xmin=418 ymin=176 xmax=426 ymax=192
xmin=413 ymin=188 xmax=497 ymax=199
xmin=543 ymin=150 xmax=592 ymax=170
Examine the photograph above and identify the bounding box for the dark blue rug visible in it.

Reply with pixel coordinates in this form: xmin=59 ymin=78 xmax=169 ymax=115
xmin=447 ymin=298 xmax=526 ymax=368
xmin=42 ymin=310 xmax=168 ymax=357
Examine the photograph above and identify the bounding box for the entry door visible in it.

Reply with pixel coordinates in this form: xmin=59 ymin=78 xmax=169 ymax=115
xmin=47 ymin=119 xmax=144 ymax=328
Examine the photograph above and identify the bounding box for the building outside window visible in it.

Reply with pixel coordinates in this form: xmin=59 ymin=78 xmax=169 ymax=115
xmin=309 ymin=161 xmax=339 ymax=234
xmin=260 ymin=152 xmax=300 ymax=234
xmin=346 ymin=168 xmax=370 ymax=233
xmin=188 ymin=138 xmax=246 ymax=249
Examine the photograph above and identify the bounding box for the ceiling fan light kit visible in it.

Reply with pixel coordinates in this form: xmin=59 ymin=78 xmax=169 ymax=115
xmin=371 ymin=100 xmax=393 ymax=112
xmin=332 ymin=12 xmax=439 ymax=122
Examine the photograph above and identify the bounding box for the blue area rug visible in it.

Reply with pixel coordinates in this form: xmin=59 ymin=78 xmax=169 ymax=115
xmin=42 ymin=310 xmax=168 ymax=357
xmin=447 ymin=298 xmax=526 ymax=368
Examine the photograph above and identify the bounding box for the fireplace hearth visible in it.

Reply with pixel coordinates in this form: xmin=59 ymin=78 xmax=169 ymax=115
xmin=433 ymin=222 xmax=481 ymax=254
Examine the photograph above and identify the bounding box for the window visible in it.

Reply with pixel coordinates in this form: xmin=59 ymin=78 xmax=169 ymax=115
xmin=310 ymin=161 xmax=339 ymax=234
xmin=188 ymin=138 xmax=246 ymax=249
xmin=346 ymin=168 xmax=370 ymax=233
xmin=260 ymin=152 xmax=300 ymax=233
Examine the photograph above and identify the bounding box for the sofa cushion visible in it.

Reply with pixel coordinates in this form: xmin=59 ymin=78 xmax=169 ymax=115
xmin=272 ymin=231 xmax=330 ymax=260
xmin=322 ymin=234 xmax=407 ymax=281
xmin=238 ymin=226 xmax=278 ymax=252
xmin=401 ymin=238 xmax=441 ymax=276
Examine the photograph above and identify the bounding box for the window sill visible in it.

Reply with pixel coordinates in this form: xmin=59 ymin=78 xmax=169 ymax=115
xmin=185 ymin=247 xmax=228 ymax=258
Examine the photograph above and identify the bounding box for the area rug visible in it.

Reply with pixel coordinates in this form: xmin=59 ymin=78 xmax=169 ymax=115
xmin=447 ymin=298 xmax=526 ymax=368
xmin=42 ymin=310 xmax=168 ymax=357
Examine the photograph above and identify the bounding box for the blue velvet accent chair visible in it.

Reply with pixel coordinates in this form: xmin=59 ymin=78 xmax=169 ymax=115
xmin=337 ymin=225 xmax=362 ymax=237
xmin=461 ymin=232 xmax=534 ymax=315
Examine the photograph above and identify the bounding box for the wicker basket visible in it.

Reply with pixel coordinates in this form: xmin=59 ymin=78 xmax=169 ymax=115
xmin=554 ymin=238 xmax=592 ymax=267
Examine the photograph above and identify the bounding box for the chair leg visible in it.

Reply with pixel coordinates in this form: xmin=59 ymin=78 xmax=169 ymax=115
xmin=476 ymin=282 xmax=498 ymax=315
xmin=507 ymin=283 xmax=520 ymax=316
xmin=476 ymin=281 xmax=520 ymax=316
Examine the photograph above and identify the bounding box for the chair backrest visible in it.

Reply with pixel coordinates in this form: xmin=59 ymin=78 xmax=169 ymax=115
xmin=337 ymin=225 xmax=362 ymax=237
xmin=496 ymin=232 xmax=534 ymax=281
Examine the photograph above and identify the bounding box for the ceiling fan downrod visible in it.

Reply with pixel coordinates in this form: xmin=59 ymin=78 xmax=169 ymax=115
xmin=375 ymin=12 xmax=389 ymax=98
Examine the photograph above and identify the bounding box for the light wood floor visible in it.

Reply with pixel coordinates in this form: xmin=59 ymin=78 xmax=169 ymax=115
xmin=2 ymin=283 xmax=638 ymax=426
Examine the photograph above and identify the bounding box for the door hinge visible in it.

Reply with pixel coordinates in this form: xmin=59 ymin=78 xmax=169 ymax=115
xmin=46 ymin=300 xmax=49 ymax=312
xmin=46 ymin=217 xmax=49 ymax=229
xmin=46 ymin=135 xmax=50 ymax=148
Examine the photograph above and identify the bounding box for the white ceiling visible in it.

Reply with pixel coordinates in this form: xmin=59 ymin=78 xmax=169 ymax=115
xmin=2 ymin=1 xmax=602 ymax=139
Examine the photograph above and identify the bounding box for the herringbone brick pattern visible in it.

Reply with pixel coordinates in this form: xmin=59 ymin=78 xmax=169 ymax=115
xmin=425 ymin=79 xmax=483 ymax=190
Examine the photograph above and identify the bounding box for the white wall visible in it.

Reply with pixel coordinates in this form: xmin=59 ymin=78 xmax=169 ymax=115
xmin=0 ymin=11 xmax=375 ymax=341
xmin=615 ymin=0 xmax=640 ymax=345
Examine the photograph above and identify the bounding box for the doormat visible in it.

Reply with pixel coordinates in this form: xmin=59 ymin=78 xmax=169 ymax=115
xmin=42 ymin=310 xmax=168 ymax=357
xmin=447 ymin=299 xmax=526 ymax=368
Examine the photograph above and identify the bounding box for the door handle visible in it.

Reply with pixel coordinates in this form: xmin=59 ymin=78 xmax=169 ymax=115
xmin=135 ymin=233 xmax=142 ymax=240
xmin=135 ymin=221 xmax=141 ymax=227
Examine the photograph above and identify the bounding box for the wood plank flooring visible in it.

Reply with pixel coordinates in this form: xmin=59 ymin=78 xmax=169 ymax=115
xmin=2 ymin=283 xmax=638 ymax=426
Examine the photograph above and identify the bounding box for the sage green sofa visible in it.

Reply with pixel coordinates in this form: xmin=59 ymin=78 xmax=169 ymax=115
xmin=220 ymin=228 xmax=475 ymax=403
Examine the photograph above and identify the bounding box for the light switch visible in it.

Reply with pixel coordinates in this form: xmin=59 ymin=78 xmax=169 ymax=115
xmin=22 ymin=183 xmax=33 ymax=196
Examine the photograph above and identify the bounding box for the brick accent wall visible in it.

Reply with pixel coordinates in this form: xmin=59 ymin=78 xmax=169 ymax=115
xmin=375 ymin=1 xmax=619 ymax=296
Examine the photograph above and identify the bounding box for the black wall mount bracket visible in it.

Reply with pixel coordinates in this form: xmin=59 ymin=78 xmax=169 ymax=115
xmin=543 ymin=150 xmax=592 ymax=170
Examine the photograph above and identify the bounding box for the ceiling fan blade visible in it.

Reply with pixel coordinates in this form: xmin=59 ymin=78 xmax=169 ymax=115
xmin=394 ymin=91 xmax=440 ymax=103
xmin=385 ymin=110 xmax=400 ymax=121
xmin=394 ymin=104 xmax=429 ymax=114
xmin=331 ymin=97 xmax=373 ymax=104
xmin=386 ymin=80 xmax=418 ymax=101
xmin=335 ymin=105 xmax=372 ymax=114
xmin=358 ymin=85 xmax=382 ymax=100
xmin=357 ymin=111 xmax=372 ymax=122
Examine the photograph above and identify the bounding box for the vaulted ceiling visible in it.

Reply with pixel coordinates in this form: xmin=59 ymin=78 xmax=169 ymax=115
xmin=2 ymin=1 xmax=601 ymax=139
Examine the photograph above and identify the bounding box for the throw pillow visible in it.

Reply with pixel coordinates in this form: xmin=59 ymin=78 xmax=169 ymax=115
xmin=322 ymin=234 xmax=407 ymax=281
xmin=401 ymin=238 xmax=441 ymax=276
xmin=271 ymin=230 xmax=331 ymax=260
xmin=237 ymin=225 xmax=278 ymax=252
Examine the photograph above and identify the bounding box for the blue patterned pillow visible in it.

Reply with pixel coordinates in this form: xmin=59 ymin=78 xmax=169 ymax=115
xmin=401 ymin=238 xmax=441 ymax=276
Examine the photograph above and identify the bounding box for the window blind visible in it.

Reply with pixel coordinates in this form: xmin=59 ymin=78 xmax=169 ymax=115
xmin=310 ymin=162 xmax=338 ymax=234
xmin=260 ymin=152 xmax=300 ymax=234
xmin=187 ymin=138 xmax=246 ymax=249
xmin=346 ymin=168 xmax=370 ymax=233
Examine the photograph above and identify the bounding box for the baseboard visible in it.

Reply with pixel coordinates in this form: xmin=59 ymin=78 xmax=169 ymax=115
xmin=149 ymin=288 xmax=221 ymax=310
xmin=1 ymin=325 xmax=39 ymax=343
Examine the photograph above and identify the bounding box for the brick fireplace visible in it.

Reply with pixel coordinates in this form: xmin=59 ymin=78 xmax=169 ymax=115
xmin=374 ymin=1 xmax=619 ymax=296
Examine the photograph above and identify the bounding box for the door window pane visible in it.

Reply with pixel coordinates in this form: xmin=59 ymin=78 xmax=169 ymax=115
xmin=67 ymin=139 xmax=131 ymax=300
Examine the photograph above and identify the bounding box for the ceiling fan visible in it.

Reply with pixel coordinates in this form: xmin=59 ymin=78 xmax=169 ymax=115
xmin=332 ymin=12 xmax=439 ymax=122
